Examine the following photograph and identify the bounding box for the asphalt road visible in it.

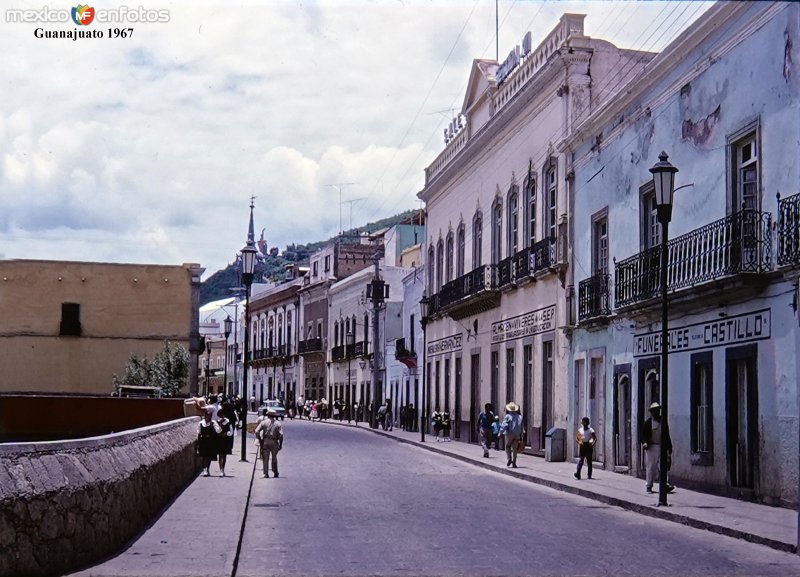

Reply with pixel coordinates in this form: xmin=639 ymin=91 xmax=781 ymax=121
xmin=235 ymin=419 xmax=800 ymax=577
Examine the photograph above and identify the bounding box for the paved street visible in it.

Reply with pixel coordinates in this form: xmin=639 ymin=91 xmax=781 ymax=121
xmin=72 ymin=419 xmax=800 ymax=577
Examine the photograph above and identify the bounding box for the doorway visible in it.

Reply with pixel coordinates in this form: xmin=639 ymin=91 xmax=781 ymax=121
xmin=540 ymin=339 xmax=554 ymax=450
xmin=726 ymin=345 xmax=759 ymax=490
xmin=613 ymin=364 xmax=632 ymax=469
xmin=454 ymin=356 xmax=462 ymax=440
xmin=637 ymin=357 xmax=660 ymax=477
xmin=469 ymin=353 xmax=480 ymax=443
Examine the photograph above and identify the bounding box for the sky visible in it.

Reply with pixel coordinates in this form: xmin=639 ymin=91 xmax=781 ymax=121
xmin=0 ymin=0 xmax=714 ymax=278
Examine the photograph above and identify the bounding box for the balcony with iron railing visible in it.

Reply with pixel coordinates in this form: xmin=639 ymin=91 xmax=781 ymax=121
xmin=578 ymin=273 xmax=611 ymax=322
xmin=331 ymin=343 xmax=358 ymax=363
xmin=778 ymin=192 xmax=800 ymax=267
xmin=615 ymin=209 xmax=772 ymax=309
xmin=430 ymin=264 xmax=500 ymax=320
xmin=298 ymin=337 xmax=323 ymax=354
xmin=497 ymin=237 xmax=557 ymax=289
xmin=395 ymin=337 xmax=418 ymax=369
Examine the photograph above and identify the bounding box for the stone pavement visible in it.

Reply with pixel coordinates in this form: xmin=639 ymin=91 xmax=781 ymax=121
xmin=321 ymin=417 xmax=798 ymax=554
xmin=68 ymin=433 xmax=260 ymax=577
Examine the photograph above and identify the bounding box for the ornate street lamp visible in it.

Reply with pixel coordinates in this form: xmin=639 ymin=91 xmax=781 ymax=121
xmin=649 ymin=151 xmax=678 ymax=507
xmin=239 ymin=205 xmax=258 ymax=462
xmin=419 ymin=292 xmax=430 ymax=443
xmin=223 ymin=315 xmax=233 ymax=396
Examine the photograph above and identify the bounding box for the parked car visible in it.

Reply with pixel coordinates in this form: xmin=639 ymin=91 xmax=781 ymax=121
xmin=258 ymin=399 xmax=286 ymax=420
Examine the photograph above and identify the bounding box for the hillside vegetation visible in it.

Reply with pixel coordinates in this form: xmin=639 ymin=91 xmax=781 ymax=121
xmin=200 ymin=209 xmax=420 ymax=305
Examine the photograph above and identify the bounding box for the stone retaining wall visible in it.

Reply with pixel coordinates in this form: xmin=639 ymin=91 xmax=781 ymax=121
xmin=0 ymin=417 xmax=200 ymax=576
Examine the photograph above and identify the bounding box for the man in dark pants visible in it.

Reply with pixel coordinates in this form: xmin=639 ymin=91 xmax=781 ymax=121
xmin=574 ymin=417 xmax=596 ymax=480
xmin=642 ymin=402 xmax=674 ymax=494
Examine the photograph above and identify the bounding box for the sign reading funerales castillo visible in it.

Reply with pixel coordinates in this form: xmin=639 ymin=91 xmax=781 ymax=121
xmin=491 ymin=305 xmax=556 ymax=344
xmin=427 ymin=333 xmax=463 ymax=357
xmin=634 ymin=309 xmax=771 ymax=357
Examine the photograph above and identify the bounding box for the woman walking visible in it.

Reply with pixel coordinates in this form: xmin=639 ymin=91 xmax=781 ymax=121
xmin=197 ymin=410 xmax=221 ymax=477
xmin=217 ymin=410 xmax=235 ymax=477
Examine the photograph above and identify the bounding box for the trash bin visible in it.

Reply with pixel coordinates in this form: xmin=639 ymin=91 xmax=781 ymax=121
xmin=545 ymin=427 xmax=566 ymax=462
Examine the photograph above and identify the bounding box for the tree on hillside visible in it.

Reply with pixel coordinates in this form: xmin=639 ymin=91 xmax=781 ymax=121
xmin=112 ymin=340 xmax=190 ymax=397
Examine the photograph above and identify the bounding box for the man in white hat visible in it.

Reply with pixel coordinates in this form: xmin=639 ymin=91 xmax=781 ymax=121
xmin=641 ymin=402 xmax=674 ymax=494
xmin=500 ymin=402 xmax=524 ymax=468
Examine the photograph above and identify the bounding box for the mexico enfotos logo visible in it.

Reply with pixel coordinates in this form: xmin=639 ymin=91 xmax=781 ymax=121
xmin=6 ymin=5 xmax=170 ymax=40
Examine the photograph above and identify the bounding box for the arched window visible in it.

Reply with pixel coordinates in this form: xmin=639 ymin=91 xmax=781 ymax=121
xmin=277 ymin=313 xmax=283 ymax=348
xmin=456 ymin=223 xmax=465 ymax=277
xmin=268 ymin=317 xmax=274 ymax=350
xmin=334 ymin=320 xmax=339 ymax=347
xmin=427 ymin=245 xmax=435 ymax=295
xmin=445 ymin=232 xmax=454 ymax=283
xmin=472 ymin=211 xmax=483 ymax=269
xmin=544 ymin=159 xmax=557 ymax=240
xmin=525 ymin=171 xmax=537 ymax=246
xmin=508 ymin=186 xmax=519 ymax=256
xmin=436 ymin=239 xmax=444 ymax=291
xmin=363 ymin=312 xmax=369 ymax=348
xmin=491 ymin=198 xmax=503 ymax=264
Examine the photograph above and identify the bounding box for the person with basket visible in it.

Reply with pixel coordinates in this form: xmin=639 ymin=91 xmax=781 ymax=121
xmin=500 ymin=402 xmax=524 ymax=468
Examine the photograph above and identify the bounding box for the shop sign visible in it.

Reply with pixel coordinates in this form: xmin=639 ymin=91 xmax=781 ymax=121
xmin=427 ymin=333 xmax=463 ymax=357
xmin=634 ymin=308 xmax=771 ymax=357
xmin=491 ymin=305 xmax=556 ymax=344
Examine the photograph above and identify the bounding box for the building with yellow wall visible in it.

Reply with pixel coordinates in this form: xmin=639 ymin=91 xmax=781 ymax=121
xmin=0 ymin=259 xmax=204 ymax=395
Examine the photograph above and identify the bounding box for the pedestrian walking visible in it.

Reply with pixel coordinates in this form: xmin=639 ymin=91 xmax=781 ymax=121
xmin=500 ymin=402 xmax=523 ymax=468
xmin=441 ymin=410 xmax=451 ymax=441
xmin=491 ymin=416 xmax=501 ymax=450
xmin=642 ymin=402 xmax=674 ymax=494
xmin=197 ymin=411 xmax=221 ymax=477
xmin=431 ymin=407 xmax=443 ymax=440
xmin=217 ymin=411 xmax=234 ymax=477
xmin=478 ymin=403 xmax=495 ymax=457
xmin=255 ymin=409 xmax=284 ymax=478
xmin=310 ymin=401 xmax=319 ymax=421
xmin=574 ymin=416 xmax=596 ymax=480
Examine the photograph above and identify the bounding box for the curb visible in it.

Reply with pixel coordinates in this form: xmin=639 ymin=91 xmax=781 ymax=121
xmin=320 ymin=418 xmax=796 ymax=554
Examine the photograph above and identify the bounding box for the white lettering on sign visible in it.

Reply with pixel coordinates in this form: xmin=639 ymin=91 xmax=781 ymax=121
xmin=427 ymin=333 xmax=463 ymax=357
xmin=491 ymin=305 xmax=556 ymax=344
xmin=497 ymin=30 xmax=533 ymax=85
xmin=634 ymin=309 xmax=771 ymax=357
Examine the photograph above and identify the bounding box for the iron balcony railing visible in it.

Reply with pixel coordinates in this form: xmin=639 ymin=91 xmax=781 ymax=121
xmin=578 ymin=273 xmax=611 ymax=321
xmin=394 ymin=337 xmax=415 ymax=360
xmin=354 ymin=341 xmax=367 ymax=357
xmin=435 ymin=264 xmax=497 ymax=311
xmin=615 ymin=209 xmax=772 ymax=308
xmin=331 ymin=345 xmax=345 ymax=362
xmin=298 ymin=337 xmax=323 ymax=354
xmin=497 ymin=237 xmax=558 ymax=288
xmin=778 ymin=192 xmax=800 ymax=266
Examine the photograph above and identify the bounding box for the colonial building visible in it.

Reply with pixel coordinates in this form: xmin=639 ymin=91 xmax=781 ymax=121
xmin=0 ymin=259 xmax=204 ymax=395
xmin=247 ymin=275 xmax=303 ymax=408
xmin=418 ymin=13 xmax=655 ymax=452
xmin=562 ymin=2 xmax=799 ymax=505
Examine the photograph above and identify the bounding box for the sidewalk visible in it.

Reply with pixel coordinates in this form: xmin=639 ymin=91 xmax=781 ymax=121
xmin=322 ymin=418 xmax=798 ymax=554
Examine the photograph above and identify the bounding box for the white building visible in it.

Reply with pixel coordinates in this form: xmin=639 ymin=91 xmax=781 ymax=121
xmin=418 ymin=13 xmax=655 ymax=451
xmin=561 ymin=1 xmax=799 ymax=505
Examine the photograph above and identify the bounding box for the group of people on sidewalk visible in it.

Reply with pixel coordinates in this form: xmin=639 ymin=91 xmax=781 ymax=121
xmin=478 ymin=402 xmax=524 ymax=467
xmin=195 ymin=395 xmax=237 ymax=477
xmin=572 ymin=401 xmax=673 ymax=493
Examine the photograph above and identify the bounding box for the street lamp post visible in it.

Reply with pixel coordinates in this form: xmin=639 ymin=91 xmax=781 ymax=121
xmin=419 ymin=292 xmax=430 ymax=443
xmin=239 ymin=228 xmax=258 ymax=462
xmin=650 ymin=151 xmax=678 ymax=507
xmin=205 ymin=339 xmax=211 ymax=397
xmin=223 ymin=316 xmax=232 ymax=396
xmin=346 ymin=329 xmax=354 ymax=423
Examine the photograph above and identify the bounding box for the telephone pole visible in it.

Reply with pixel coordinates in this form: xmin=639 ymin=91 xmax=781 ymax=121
xmin=367 ymin=251 xmax=387 ymax=428
xmin=328 ymin=182 xmax=357 ymax=234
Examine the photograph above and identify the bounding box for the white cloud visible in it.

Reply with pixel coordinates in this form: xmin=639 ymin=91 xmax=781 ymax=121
xmin=0 ymin=0 xmax=713 ymax=277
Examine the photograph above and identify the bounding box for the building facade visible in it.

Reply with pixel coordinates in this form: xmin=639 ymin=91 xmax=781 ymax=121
xmin=563 ymin=2 xmax=799 ymax=505
xmin=0 ymin=259 xmax=204 ymax=395
xmin=418 ymin=14 xmax=655 ymax=452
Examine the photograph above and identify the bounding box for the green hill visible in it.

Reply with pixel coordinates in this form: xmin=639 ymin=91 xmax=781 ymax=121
xmin=200 ymin=209 xmax=420 ymax=305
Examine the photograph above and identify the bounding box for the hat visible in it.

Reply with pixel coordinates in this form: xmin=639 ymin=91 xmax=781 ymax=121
xmin=505 ymin=402 xmax=519 ymax=412
xmin=267 ymin=409 xmax=278 ymax=416
xmin=649 ymin=402 xmax=661 ymax=410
